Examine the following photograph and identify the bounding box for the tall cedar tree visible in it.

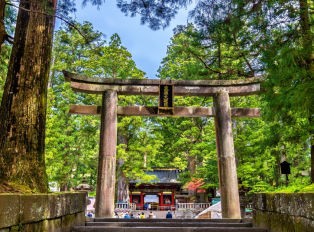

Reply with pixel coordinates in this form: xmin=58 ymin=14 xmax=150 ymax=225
xmin=0 ymin=0 xmax=57 ymax=192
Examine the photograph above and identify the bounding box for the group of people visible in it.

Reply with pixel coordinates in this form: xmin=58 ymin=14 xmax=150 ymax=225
xmin=114 ymin=212 xmax=153 ymax=218
xmin=88 ymin=209 xmax=173 ymax=219
xmin=114 ymin=210 xmax=173 ymax=219
xmin=87 ymin=211 xmax=94 ymax=218
xmin=115 ymin=212 xmax=136 ymax=218
xmin=143 ymin=202 xmax=151 ymax=210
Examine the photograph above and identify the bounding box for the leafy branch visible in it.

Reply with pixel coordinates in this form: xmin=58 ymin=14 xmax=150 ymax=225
xmin=5 ymin=1 xmax=91 ymax=43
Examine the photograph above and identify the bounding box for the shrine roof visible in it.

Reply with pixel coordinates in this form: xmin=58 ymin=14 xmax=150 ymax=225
xmin=129 ymin=167 xmax=181 ymax=184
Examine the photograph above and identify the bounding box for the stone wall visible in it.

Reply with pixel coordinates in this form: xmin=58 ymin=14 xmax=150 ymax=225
xmin=252 ymin=193 xmax=314 ymax=232
xmin=0 ymin=192 xmax=86 ymax=232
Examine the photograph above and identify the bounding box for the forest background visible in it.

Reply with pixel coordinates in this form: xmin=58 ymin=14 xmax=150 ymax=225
xmin=1 ymin=0 xmax=314 ymax=197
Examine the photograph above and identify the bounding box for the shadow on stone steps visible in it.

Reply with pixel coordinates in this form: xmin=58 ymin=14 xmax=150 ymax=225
xmin=73 ymin=227 xmax=267 ymax=232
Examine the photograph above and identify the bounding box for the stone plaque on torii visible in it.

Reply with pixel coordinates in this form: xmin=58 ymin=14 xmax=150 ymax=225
xmin=63 ymin=70 xmax=262 ymax=219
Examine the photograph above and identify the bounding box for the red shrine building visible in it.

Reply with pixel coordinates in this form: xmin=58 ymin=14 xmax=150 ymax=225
xmin=129 ymin=167 xmax=183 ymax=210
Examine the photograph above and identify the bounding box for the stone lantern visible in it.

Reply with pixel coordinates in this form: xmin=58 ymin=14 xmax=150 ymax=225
xmin=280 ymin=161 xmax=292 ymax=186
xmin=75 ymin=177 xmax=95 ymax=215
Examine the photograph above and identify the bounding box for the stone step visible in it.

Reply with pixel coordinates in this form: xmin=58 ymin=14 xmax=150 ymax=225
xmin=73 ymin=226 xmax=267 ymax=232
xmin=94 ymin=218 xmax=243 ymax=223
xmin=86 ymin=222 xmax=253 ymax=227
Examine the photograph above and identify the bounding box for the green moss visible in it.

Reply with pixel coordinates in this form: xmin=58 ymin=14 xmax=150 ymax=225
xmin=261 ymin=184 xmax=314 ymax=193
xmin=11 ymin=221 xmax=25 ymax=232
xmin=7 ymin=182 xmax=35 ymax=193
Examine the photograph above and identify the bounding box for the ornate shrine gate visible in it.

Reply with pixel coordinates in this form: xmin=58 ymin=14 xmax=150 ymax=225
xmin=63 ymin=70 xmax=262 ymax=219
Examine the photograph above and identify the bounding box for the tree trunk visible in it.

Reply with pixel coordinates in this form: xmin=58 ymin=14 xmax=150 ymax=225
xmin=299 ymin=0 xmax=312 ymax=60
xmin=299 ymin=0 xmax=314 ymax=182
xmin=0 ymin=0 xmax=57 ymax=193
xmin=188 ymin=155 xmax=196 ymax=197
xmin=311 ymin=139 xmax=314 ymax=183
xmin=309 ymin=117 xmax=314 ymax=183
xmin=60 ymin=173 xmax=68 ymax=192
xmin=188 ymin=155 xmax=196 ymax=175
xmin=60 ymin=143 xmax=69 ymax=191
xmin=117 ymin=134 xmax=129 ymax=202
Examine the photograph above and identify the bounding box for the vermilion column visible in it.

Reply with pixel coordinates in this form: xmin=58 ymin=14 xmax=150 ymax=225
xmin=95 ymin=90 xmax=118 ymax=218
xmin=214 ymin=90 xmax=241 ymax=219
xmin=160 ymin=192 xmax=164 ymax=208
xmin=141 ymin=192 xmax=144 ymax=209
xmin=171 ymin=192 xmax=174 ymax=206
xmin=129 ymin=194 xmax=132 ymax=204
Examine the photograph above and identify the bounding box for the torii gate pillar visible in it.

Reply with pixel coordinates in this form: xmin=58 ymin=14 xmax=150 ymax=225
xmin=95 ymin=90 xmax=117 ymax=218
xmin=214 ymin=90 xmax=241 ymax=219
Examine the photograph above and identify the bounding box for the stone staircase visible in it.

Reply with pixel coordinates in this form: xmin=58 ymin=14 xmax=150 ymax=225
xmin=73 ymin=218 xmax=267 ymax=232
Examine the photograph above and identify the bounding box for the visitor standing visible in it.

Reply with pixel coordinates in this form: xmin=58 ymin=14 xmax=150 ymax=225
xmin=148 ymin=203 xmax=151 ymax=211
xmin=166 ymin=210 xmax=172 ymax=218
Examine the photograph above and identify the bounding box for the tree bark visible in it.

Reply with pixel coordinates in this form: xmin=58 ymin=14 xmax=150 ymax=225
xmin=299 ymin=0 xmax=314 ymax=183
xmin=311 ymin=139 xmax=314 ymax=183
xmin=188 ymin=155 xmax=196 ymax=174
xmin=60 ymin=142 xmax=69 ymax=191
xmin=309 ymin=117 xmax=314 ymax=183
xmin=0 ymin=0 xmax=57 ymax=193
xmin=299 ymin=0 xmax=312 ymax=60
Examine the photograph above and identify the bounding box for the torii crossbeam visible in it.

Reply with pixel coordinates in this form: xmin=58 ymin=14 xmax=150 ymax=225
xmin=63 ymin=70 xmax=262 ymax=219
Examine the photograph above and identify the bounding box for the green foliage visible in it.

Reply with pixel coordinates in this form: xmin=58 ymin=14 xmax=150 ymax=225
xmin=0 ymin=44 xmax=10 ymax=104
xmin=85 ymin=33 xmax=145 ymax=79
xmin=45 ymin=22 xmax=108 ymax=190
xmin=155 ymin=0 xmax=312 ymax=193
xmin=0 ymin=2 xmax=17 ymax=106
xmin=11 ymin=221 xmax=25 ymax=232
xmin=40 ymin=1 xmax=313 ymax=197
xmin=46 ymin=22 xmax=154 ymax=192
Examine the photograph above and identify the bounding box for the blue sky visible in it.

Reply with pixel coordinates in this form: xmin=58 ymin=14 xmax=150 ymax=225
xmin=55 ymin=1 xmax=195 ymax=79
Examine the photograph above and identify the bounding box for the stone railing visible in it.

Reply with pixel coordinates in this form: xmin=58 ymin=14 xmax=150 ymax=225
xmin=177 ymin=203 xmax=211 ymax=209
xmin=0 ymin=192 xmax=86 ymax=232
xmin=114 ymin=203 xmax=136 ymax=210
xmin=253 ymin=193 xmax=314 ymax=232
xmin=115 ymin=202 xmax=129 ymax=209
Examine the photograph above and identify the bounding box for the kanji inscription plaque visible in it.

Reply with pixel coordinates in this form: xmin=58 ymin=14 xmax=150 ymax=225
xmin=158 ymin=84 xmax=174 ymax=115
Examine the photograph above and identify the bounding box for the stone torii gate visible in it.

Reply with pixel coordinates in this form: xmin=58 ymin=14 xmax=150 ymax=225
xmin=63 ymin=70 xmax=262 ymax=219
